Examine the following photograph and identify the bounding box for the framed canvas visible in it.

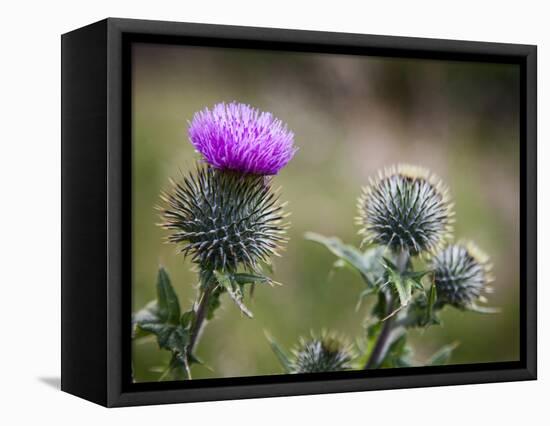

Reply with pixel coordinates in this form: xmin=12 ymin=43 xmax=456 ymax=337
xmin=61 ymin=18 xmax=537 ymax=407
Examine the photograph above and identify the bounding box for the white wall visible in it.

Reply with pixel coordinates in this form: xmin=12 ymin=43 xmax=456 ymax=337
xmin=1 ymin=0 xmax=545 ymax=424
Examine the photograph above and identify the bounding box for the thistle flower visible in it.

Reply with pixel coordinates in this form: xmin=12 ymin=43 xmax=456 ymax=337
xmin=160 ymin=165 xmax=289 ymax=273
xmin=431 ymin=241 xmax=494 ymax=310
xmin=289 ymin=332 xmax=354 ymax=374
xmin=188 ymin=102 xmax=297 ymax=175
xmin=357 ymin=164 xmax=454 ymax=256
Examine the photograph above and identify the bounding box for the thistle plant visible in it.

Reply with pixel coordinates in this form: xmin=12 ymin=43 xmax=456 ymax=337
xmin=268 ymin=331 xmax=355 ymax=374
xmin=132 ymin=110 xmax=497 ymax=379
xmin=269 ymin=164 xmax=497 ymax=373
xmin=133 ymin=102 xmax=296 ymax=380
xmin=431 ymin=242 xmax=495 ymax=312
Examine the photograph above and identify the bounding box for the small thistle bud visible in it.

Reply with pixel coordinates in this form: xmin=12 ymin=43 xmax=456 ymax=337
xmin=357 ymin=164 xmax=454 ymax=256
xmin=160 ymin=165 xmax=289 ymax=272
xmin=290 ymin=332 xmax=354 ymax=374
xmin=188 ymin=102 xmax=297 ymax=175
xmin=431 ymin=241 xmax=494 ymax=309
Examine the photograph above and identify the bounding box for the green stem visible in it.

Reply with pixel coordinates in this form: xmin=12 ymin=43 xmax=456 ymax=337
xmin=365 ymin=292 xmax=395 ymax=369
xmin=161 ymin=353 xmax=190 ymax=381
xmin=187 ymin=283 xmax=214 ymax=356
xmin=365 ymin=249 xmax=409 ymax=369
xmin=158 ymin=365 xmax=172 ymax=382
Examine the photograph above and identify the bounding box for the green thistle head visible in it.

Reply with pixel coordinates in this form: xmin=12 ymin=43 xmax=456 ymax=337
xmin=357 ymin=164 xmax=454 ymax=256
xmin=160 ymin=165 xmax=289 ymax=273
xmin=290 ymin=332 xmax=354 ymax=374
xmin=431 ymin=241 xmax=494 ymax=310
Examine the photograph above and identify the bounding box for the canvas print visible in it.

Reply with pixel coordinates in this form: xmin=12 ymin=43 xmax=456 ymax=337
xmin=131 ymin=43 xmax=520 ymax=382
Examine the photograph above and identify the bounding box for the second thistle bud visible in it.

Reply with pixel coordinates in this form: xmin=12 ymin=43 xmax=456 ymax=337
xmin=357 ymin=164 xmax=454 ymax=256
xmin=431 ymin=241 xmax=494 ymax=310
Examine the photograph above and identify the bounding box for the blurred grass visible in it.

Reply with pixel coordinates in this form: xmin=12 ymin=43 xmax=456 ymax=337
xmin=131 ymin=43 xmax=520 ymax=381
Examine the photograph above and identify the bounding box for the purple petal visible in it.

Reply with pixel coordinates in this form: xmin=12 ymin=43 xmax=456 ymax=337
xmin=188 ymin=102 xmax=297 ymax=175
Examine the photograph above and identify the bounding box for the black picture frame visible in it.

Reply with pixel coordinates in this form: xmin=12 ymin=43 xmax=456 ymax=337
xmin=61 ymin=17 xmax=537 ymax=407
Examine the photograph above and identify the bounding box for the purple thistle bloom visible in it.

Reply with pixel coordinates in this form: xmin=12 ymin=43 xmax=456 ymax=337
xmin=188 ymin=102 xmax=297 ymax=175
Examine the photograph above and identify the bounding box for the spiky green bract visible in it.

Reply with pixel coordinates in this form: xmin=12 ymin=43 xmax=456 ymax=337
xmin=357 ymin=164 xmax=454 ymax=256
xmin=290 ymin=332 xmax=354 ymax=374
xmin=160 ymin=164 xmax=288 ymax=273
xmin=431 ymin=241 xmax=494 ymax=310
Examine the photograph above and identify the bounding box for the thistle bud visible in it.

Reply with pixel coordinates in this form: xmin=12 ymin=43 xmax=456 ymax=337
xmin=290 ymin=332 xmax=354 ymax=374
xmin=160 ymin=165 xmax=288 ymax=273
xmin=357 ymin=164 xmax=454 ymax=256
xmin=431 ymin=242 xmax=494 ymax=310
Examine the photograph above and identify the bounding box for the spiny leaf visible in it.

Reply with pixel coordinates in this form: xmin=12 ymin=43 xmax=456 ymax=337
xmin=399 ymin=291 xmax=441 ymax=328
xmin=427 ymin=342 xmax=460 ymax=366
xmin=136 ymin=320 xmax=190 ymax=359
xmin=265 ymin=331 xmax=292 ymax=373
xmin=466 ymin=304 xmax=501 ymax=314
xmin=381 ymin=257 xmax=398 ymax=272
xmin=380 ymin=258 xmax=428 ymax=312
xmin=381 ymin=258 xmax=412 ymax=309
xmin=404 ymin=270 xmax=431 ymax=293
xmin=158 ymin=353 xmax=191 ymax=382
xmin=133 ymin=267 xmax=190 ymax=363
xmin=214 ymin=270 xmax=253 ymax=318
xmin=426 ymin=282 xmax=437 ymax=323
xmin=305 ymin=232 xmax=385 ymax=287
xmin=133 ymin=301 xmax=160 ymax=338
xmin=356 ymin=287 xmax=375 ymax=312
xmin=394 ymin=277 xmax=412 ymax=308
xmin=232 ymin=272 xmax=274 ymax=286
xmin=156 ymin=325 xmax=189 ymax=353
xmin=161 ymin=352 xmax=191 ymax=381
xmin=157 ymin=267 xmax=181 ymax=324
xmin=180 ymin=310 xmax=195 ymax=330
xmin=403 ymin=270 xmax=431 ymax=281
xmin=188 ymin=353 xmax=214 ymax=372
xmin=133 ymin=267 xmax=184 ymax=340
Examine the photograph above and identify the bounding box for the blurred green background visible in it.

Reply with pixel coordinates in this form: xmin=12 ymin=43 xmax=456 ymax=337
xmin=131 ymin=43 xmax=520 ymax=382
